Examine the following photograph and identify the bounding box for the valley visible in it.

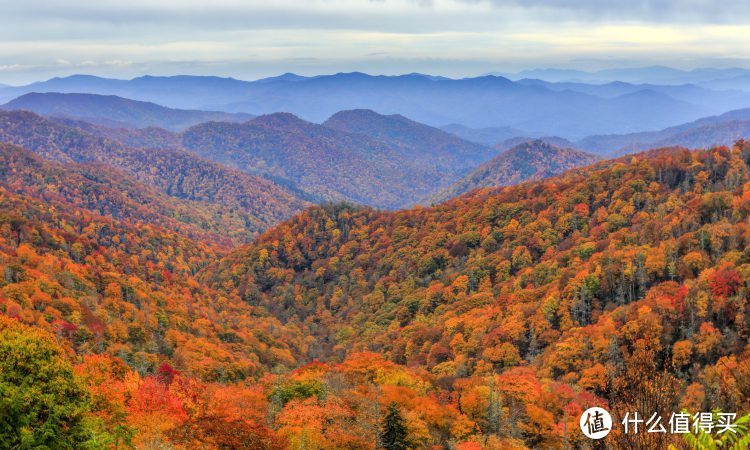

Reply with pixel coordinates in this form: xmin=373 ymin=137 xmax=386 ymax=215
xmin=1 ymin=72 xmax=750 ymax=449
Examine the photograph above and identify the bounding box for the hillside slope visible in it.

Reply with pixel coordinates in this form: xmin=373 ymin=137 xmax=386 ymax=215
xmin=3 ymin=135 xmax=750 ymax=447
xmin=205 ymin=143 xmax=750 ymax=448
xmin=323 ymin=109 xmax=496 ymax=173
xmin=0 ymin=143 xmax=241 ymax=243
xmin=181 ymin=113 xmax=453 ymax=209
xmin=50 ymin=109 xmax=501 ymax=209
xmin=52 ymin=117 xmax=184 ymax=149
xmin=0 ymin=110 xmax=308 ymax=242
xmin=430 ymin=140 xmax=599 ymax=202
xmin=0 ymin=142 xmax=306 ymax=378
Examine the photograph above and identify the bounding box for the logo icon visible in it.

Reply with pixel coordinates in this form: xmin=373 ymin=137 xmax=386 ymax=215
xmin=580 ymin=407 xmax=612 ymax=439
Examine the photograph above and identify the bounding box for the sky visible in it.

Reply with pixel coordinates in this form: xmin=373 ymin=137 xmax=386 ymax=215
xmin=2 ymin=0 xmax=750 ymax=84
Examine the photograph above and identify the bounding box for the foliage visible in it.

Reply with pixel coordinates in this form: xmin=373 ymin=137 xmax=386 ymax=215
xmin=2 ymin=126 xmax=750 ymax=448
xmin=0 ymin=315 xmax=104 ymax=448
xmin=672 ymin=412 xmax=750 ymax=450
xmin=431 ymin=139 xmax=599 ymax=202
xmin=182 ymin=113 xmax=456 ymax=208
xmin=206 ymin=143 xmax=750 ymax=447
xmin=0 ymin=110 xmax=308 ymax=243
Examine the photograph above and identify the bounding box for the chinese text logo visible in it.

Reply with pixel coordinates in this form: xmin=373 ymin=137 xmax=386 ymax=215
xmin=580 ymin=407 xmax=612 ymax=439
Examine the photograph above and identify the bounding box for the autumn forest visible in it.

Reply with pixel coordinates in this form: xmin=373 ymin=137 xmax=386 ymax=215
xmin=0 ymin=79 xmax=748 ymax=450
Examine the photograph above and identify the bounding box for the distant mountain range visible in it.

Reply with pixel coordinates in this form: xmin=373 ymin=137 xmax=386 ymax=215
xmin=501 ymin=66 xmax=750 ymax=87
xmin=514 ymin=78 xmax=750 ymax=113
xmin=0 ymin=95 xmax=510 ymax=209
xmin=1 ymin=92 xmax=254 ymax=131
xmin=430 ymin=140 xmax=599 ymax=202
xmin=3 ymin=72 xmax=748 ymax=138
xmin=439 ymin=124 xmax=537 ymax=146
xmin=444 ymin=105 xmax=750 ymax=156
xmin=4 ymin=88 xmax=750 ymax=182
xmin=3 ymin=88 xmax=750 ymax=208
xmin=578 ymin=107 xmax=750 ymax=155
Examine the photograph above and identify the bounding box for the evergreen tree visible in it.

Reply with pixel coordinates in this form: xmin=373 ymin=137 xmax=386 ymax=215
xmin=379 ymin=402 xmax=411 ymax=450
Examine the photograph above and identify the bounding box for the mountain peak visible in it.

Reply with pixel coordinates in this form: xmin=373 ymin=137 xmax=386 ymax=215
xmin=250 ymin=112 xmax=309 ymax=129
xmin=431 ymin=139 xmax=598 ymax=202
xmin=266 ymin=72 xmax=307 ymax=82
xmin=325 ymin=108 xmax=404 ymax=123
xmin=49 ymin=74 xmax=113 ymax=82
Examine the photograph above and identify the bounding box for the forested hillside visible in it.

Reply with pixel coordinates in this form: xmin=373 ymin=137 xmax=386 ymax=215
xmin=0 ymin=110 xmax=308 ymax=242
xmin=204 ymin=142 xmax=750 ymax=448
xmin=54 ymin=117 xmax=184 ymax=149
xmin=2 ymin=132 xmax=750 ymax=448
xmin=0 ymin=142 xmax=311 ymax=446
xmin=431 ymin=140 xmax=598 ymax=202
xmin=181 ymin=113 xmax=454 ymax=209
xmin=323 ymin=109 xmax=495 ymax=173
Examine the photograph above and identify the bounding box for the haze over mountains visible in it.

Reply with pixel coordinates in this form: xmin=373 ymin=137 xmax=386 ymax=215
xmin=502 ymin=66 xmax=750 ymax=87
xmin=446 ymin=104 xmax=750 ymax=156
xmin=4 ymin=70 xmax=750 ymax=138
xmin=0 ymin=104 xmax=503 ymax=211
xmin=3 ymin=82 xmax=750 ymax=211
xmin=1 ymin=92 xmax=254 ymax=131
xmin=577 ymin=106 xmax=750 ymax=155
xmin=1 ymin=69 xmax=750 ymax=208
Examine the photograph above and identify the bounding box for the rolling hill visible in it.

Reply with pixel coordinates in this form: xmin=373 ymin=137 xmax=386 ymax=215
xmin=0 ymin=110 xmax=308 ymax=242
xmin=3 ymin=113 xmax=750 ymax=447
xmin=0 ymin=140 xmax=309 ymax=447
xmin=0 ymin=143 xmax=235 ymax=244
xmin=201 ymin=142 xmax=750 ymax=448
xmin=52 ymin=117 xmax=184 ymax=149
xmin=323 ymin=109 xmax=496 ymax=173
xmin=493 ymin=135 xmax=578 ymax=152
xmin=430 ymin=140 xmax=599 ymax=202
xmin=180 ymin=112 xmax=455 ymax=209
xmin=1 ymin=92 xmax=255 ymax=131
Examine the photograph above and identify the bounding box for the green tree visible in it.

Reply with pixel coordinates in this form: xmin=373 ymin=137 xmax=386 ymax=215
xmin=0 ymin=316 xmax=104 ymax=448
xmin=379 ymin=402 xmax=411 ymax=450
xmin=674 ymin=412 xmax=750 ymax=450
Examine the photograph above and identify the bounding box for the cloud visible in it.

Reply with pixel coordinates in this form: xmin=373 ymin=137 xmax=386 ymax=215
xmin=466 ymin=0 xmax=750 ymax=24
xmin=0 ymin=0 xmax=749 ymax=84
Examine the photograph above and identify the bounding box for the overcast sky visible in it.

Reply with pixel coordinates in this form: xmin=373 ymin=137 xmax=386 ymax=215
xmin=1 ymin=0 xmax=750 ymax=84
